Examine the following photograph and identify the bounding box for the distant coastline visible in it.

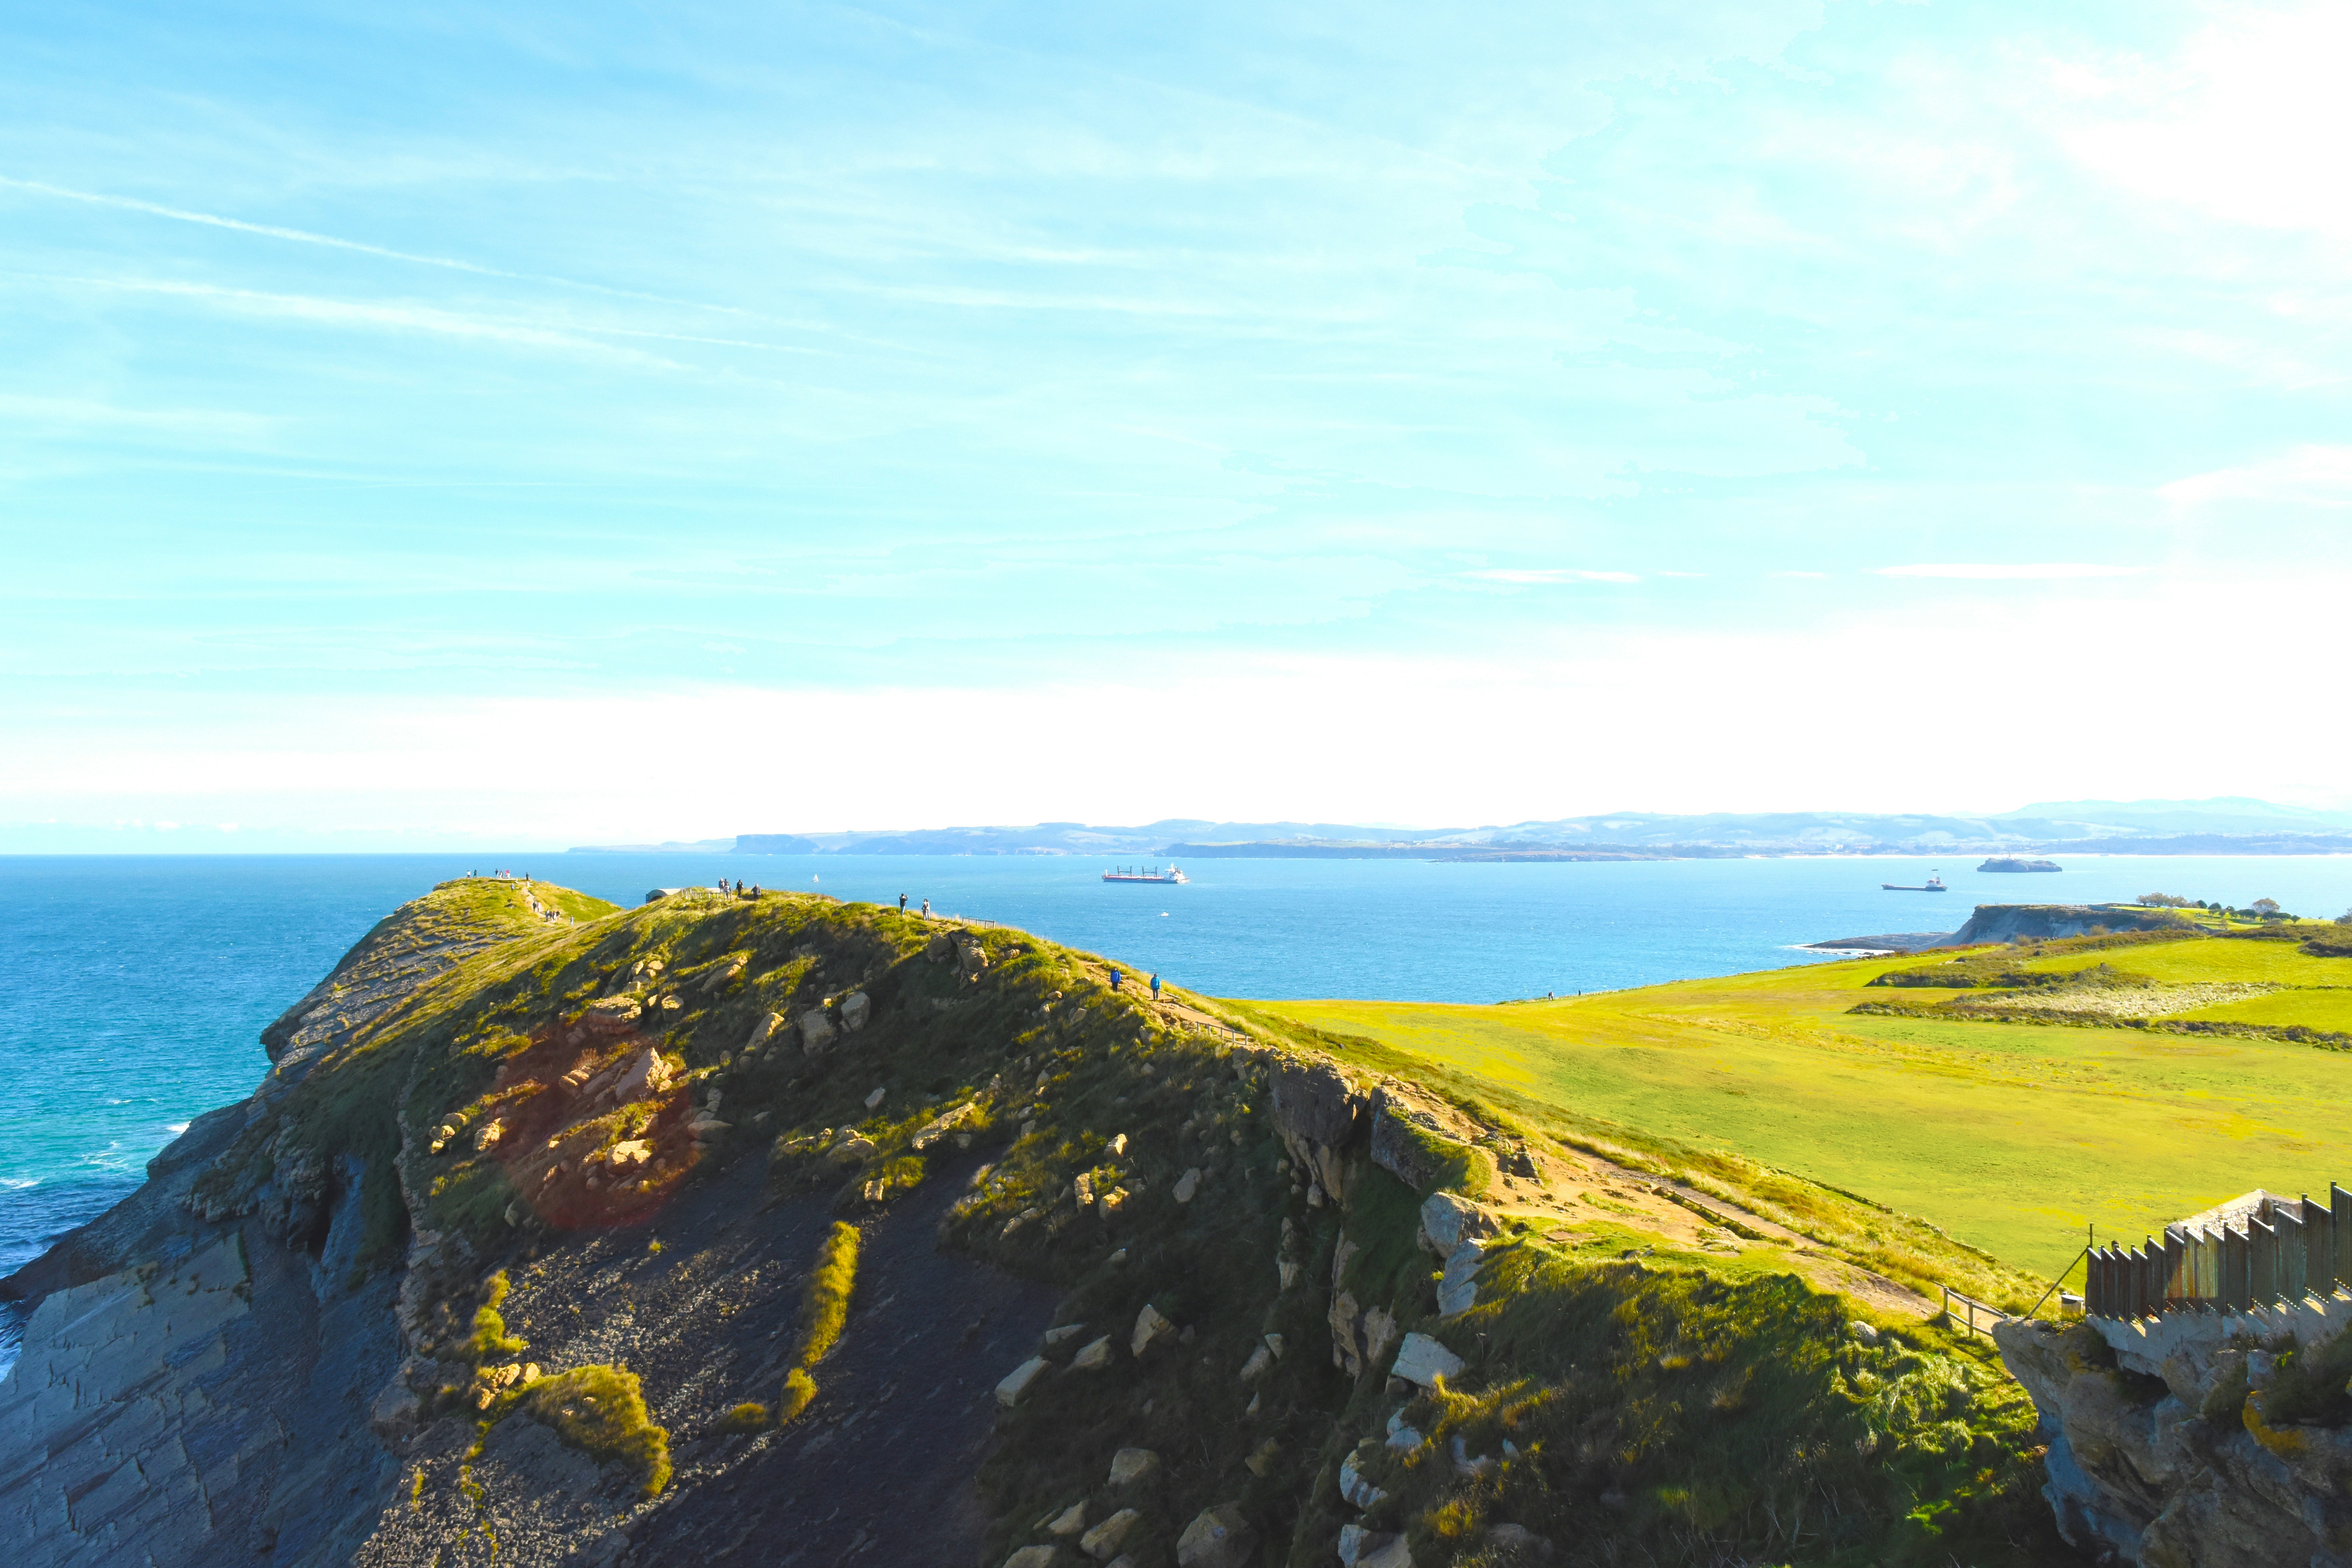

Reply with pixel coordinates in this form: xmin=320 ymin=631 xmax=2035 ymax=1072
xmin=574 ymin=836 xmax=2352 ymax=860
xmin=569 ymin=796 xmax=2352 ymax=860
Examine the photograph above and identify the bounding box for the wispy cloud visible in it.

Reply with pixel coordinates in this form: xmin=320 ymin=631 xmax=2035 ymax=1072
xmin=1873 ymin=563 xmax=2140 ymax=579
xmin=1465 ymin=568 xmax=1639 ymax=584
xmin=0 ymin=176 xmax=763 ymax=318
xmin=0 ymin=176 xmax=533 ymax=278
xmin=65 ymin=277 xmax=682 ymax=365
xmin=2161 ymin=445 xmax=2352 ymax=508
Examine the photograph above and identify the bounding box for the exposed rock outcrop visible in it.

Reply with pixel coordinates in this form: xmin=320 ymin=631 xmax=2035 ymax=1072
xmin=1945 ymin=904 xmax=2185 ymax=946
xmin=1269 ymin=1059 xmax=1368 ymax=1206
xmin=1996 ymin=1298 xmax=2352 ymax=1565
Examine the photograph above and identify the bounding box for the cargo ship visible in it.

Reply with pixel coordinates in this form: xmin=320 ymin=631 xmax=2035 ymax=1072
xmin=1881 ymin=874 xmax=1947 ymax=892
xmin=1103 ymin=865 xmax=1188 ymax=884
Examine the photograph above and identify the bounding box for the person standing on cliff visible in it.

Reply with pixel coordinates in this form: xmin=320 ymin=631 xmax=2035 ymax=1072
xmin=921 ymin=899 xmax=931 ymax=917
xmin=1149 ymin=973 xmax=1161 ymax=1001
xmin=1110 ymin=968 xmax=1123 ymax=991
xmin=899 ymin=893 xmax=908 ymax=913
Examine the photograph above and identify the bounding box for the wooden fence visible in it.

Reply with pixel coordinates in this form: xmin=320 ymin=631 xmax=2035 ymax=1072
xmin=2087 ymin=1185 xmax=2352 ymax=1319
xmin=1941 ymin=1285 xmax=2009 ymax=1340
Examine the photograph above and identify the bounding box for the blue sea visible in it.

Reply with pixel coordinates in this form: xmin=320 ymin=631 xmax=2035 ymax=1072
xmin=6 ymin=849 xmax=2348 ymax=1367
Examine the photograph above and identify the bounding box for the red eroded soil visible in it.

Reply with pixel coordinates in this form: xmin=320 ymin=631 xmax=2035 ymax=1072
xmin=479 ymin=1020 xmax=704 ymax=1231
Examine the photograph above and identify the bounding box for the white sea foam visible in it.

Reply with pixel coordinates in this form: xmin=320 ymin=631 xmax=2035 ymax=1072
xmin=166 ymin=1122 xmax=190 ymax=1134
xmin=1 ymin=1178 xmax=40 ymax=1190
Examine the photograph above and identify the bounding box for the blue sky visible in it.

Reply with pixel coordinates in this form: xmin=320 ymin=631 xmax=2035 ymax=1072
xmin=5 ymin=1 xmax=2350 ymax=848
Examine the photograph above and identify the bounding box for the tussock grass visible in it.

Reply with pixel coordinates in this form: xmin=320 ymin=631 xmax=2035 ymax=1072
xmin=797 ymin=1221 xmax=860 ymax=1366
xmin=501 ymin=1365 xmax=671 ymax=1497
xmin=775 ymin=1368 xmax=817 ymax=1426
xmin=462 ymin=1271 xmax=527 ymax=1362
xmin=771 ymin=1222 xmax=860 ymax=1426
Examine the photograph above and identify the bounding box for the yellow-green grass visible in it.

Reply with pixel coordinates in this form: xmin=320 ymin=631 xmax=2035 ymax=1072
xmin=2176 ymin=987 xmax=2352 ymax=1029
xmin=1247 ymin=951 xmax=2352 ymax=1280
xmin=2012 ymin=935 xmax=2352 ymax=987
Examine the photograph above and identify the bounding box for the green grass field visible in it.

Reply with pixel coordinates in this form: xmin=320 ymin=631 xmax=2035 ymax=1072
xmin=1247 ymin=937 xmax=2352 ymax=1280
xmin=2014 ymin=934 xmax=2352 ymax=987
xmin=2178 ymin=987 xmax=2352 ymax=1028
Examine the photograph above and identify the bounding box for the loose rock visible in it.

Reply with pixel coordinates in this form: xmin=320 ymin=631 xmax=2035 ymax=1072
xmin=1338 ymin=1449 xmax=1387 ymax=1509
xmin=911 ymin=1103 xmax=975 ymax=1151
xmin=1073 ymin=1335 xmax=1113 ymax=1372
xmin=1131 ymin=1302 xmax=1174 ymax=1356
xmin=1047 ymin=1502 xmax=1087 ymax=1537
xmin=1418 ymin=1192 xmax=1499 ymax=1256
xmin=1437 ymin=1240 xmax=1485 ymax=1318
xmin=1172 ymin=1167 xmax=1201 ymax=1203
xmin=1175 ymin=1503 xmax=1256 ymax=1568
xmin=996 ymin=1356 xmax=1049 ymax=1408
xmin=1107 ymin=1448 xmax=1160 ymax=1489
xmin=1390 ymin=1332 xmax=1464 ymax=1389
xmin=1079 ymin=1508 xmax=1140 ymax=1561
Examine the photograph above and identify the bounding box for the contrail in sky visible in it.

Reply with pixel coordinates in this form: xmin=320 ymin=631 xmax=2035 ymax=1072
xmin=0 ymin=174 xmax=760 ymax=318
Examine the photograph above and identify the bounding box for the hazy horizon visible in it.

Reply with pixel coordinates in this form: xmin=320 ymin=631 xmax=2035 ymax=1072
xmin=10 ymin=793 xmax=2352 ymax=855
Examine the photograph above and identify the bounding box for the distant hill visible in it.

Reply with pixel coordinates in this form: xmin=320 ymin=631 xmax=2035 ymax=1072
xmin=570 ymin=797 xmax=2352 ymax=857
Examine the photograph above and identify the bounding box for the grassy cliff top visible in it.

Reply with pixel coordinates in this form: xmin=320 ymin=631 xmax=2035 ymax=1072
xmin=1250 ymin=922 xmax=2352 ymax=1281
xmin=173 ymin=877 xmax=2073 ymax=1566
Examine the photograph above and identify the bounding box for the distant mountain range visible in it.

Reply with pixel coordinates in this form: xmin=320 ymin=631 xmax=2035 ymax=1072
xmin=568 ymin=797 xmax=2352 ymax=857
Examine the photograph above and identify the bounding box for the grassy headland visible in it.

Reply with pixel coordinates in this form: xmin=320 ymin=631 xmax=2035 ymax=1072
xmin=156 ymin=875 xmax=2097 ymax=1565
xmin=1245 ymin=924 xmax=2352 ymax=1282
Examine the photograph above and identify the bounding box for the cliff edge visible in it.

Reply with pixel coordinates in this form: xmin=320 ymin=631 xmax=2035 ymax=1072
xmin=1996 ymin=1298 xmax=2352 ymax=1566
xmin=2 ymin=878 xmax=2075 ymax=1567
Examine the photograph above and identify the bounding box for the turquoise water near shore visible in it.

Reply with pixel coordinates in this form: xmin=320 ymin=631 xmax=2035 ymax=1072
xmin=6 ymin=849 xmax=2348 ymax=1363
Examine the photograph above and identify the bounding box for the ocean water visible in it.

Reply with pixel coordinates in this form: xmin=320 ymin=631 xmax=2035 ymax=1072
xmin=5 ymin=849 xmax=2347 ymax=1363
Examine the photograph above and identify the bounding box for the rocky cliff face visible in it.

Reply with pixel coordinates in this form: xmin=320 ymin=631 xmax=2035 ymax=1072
xmin=1995 ymin=1298 xmax=2352 ymax=1566
xmin=1944 ymin=905 xmax=2183 ymax=945
xmin=2 ymin=878 xmax=2073 ymax=1568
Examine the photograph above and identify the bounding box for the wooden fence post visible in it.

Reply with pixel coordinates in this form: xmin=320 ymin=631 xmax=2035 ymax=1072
xmin=2251 ymin=1215 xmax=2279 ymax=1309
xmin=2334 ymin=1184 xmax=2352 ymax=1292
xmin=2278 ymin=1204 xmax=2308 ymax=1303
